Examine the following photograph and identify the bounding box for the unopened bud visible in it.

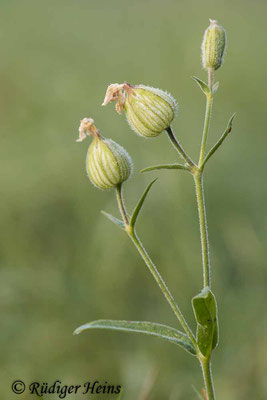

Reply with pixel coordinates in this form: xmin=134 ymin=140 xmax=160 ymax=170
xmin=102 ymin=83 xmax=178 ymax=138
xmin=202 ymin=20 xmax=226 ymax=71
xmin=77 ymin=119 xmax=132 ymax=190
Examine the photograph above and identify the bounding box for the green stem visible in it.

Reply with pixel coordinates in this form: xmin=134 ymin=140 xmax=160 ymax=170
xmin=195 ymin=68 xmax=214 ymax=288
xmin=129 ymin=230 xmax=197 ymax=347
xmin=195 ymin=67 xmax=215 ymax=400
xmin=116 ymin=183 xmax=129 ymax=225
xmin=194 ymin=172 xmax=210 ymax=288
xmin=115 ymin=185 xmax=197 ymax=348
xmin=200 ymin=358 xmax=216 ymax=400
xmin=208 ymin=67 xmax=213 ymax=89
xmin=198 ymin=69 xmax=214 ymax=168
xmin=166 ymin=126 xmax=195 ymax=167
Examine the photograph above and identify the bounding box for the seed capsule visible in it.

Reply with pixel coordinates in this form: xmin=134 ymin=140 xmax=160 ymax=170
xmin=77 ymin=118 xmax=132 ymax=190
xmin=87 ymin=136 xmax=132 ymax=189
xmin=202 ymin=20 xmax=226 ymax=71
xmin=102 ymin=83 xmax=178 ymax=138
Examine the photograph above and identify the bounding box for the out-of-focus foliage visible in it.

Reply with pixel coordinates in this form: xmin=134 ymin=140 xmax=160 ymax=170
xmin=0 ymin=0 xmax=266 ymax=399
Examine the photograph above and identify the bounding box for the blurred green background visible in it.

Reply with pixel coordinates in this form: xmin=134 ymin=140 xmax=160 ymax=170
xmin=1 ymin=0 xmax=266 ymax=399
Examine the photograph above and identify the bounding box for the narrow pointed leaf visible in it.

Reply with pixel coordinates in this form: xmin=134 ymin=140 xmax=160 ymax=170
xmin=141 ymin=164 xmax=189 ymax=173
xmin=226 ymin=112 xmax=236 ymax=131
xmin=212 ymin=81 xmax=219 ymax=93
xmin=203 ymin=113 xmax=236 ymax=166
xmin=130 ymin=179 xmax=157 ymax=228
xmin=101 ymin=211 xmax=125 ymax=229
xmin=74 ymin=319 xmax=196 ymax=355
xmin=192 ymin=76 xmax=210 ymax=95
xmin=192 ymin=288 xmax=218 ymax=357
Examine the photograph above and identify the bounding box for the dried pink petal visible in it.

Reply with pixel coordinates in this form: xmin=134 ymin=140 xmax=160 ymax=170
xmin=76 ymin=118 xmax=99 ymax=142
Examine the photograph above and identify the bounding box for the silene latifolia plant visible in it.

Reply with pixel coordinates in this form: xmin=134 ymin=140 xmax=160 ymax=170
xmin=74 ymin=20 xmax=235 ymax=400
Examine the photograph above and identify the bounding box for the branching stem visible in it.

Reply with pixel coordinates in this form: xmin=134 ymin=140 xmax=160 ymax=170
xmin=117 ymin=67 xmax=220 ymax=400
xmin=116 ymin=185 xmax=197 ymax=348
xmin=194 ymin=67 xmax=215 ymax=400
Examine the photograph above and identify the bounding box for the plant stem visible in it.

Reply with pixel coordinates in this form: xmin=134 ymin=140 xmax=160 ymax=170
xmin=115 ymin=185 xmax=197 ymax=348
xmin=129 ymin=229 xmax=197 ymax=348
xmin=166 ymin=126 xmax=195 ymax=167
xmin=194 ymin=68 xmax=214 ymax=288
xmin=208 ymin=68 xmax=213 ymax=90
xmin=194 ymin=172 xmax=210 ymax=288
xmin=194 ymin=67 xmax=215 ymax=400
xmin=198 ymin=69 xmax=214 ymax=168
xmin=116 ymin=183 xmax=129 ymax=225
xmin=200 ymin=357 xmax=216 ymax=400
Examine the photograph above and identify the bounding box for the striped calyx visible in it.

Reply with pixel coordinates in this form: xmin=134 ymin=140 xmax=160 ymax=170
xmin=86 ymin=136 xmax=132 ymax=190
xmin=102 ymin=83 xmax=178 ymax=138
xmin=202 ymin=20 xmax=226 ymax=71
xmin=77 ymin=118 xmax=132 ymax=189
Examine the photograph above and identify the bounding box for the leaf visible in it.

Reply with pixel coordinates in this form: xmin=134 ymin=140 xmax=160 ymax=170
xmin=212 ymin=81 xmax=219 ymax=93
xmin=101 ymin=211 xmax=125 ymax=229
xmin=202 ymin=113 xmax=236 ymax=166
xmin=226 ymin=112 xmax=236 ymax=132
xmin=192 ymin=288 xmax=218 ymax=357
xmin=192 ymin=76 xmax=210 ymax=95
xmin=74 ymin=319 xmax=196 ymax=355
xmin=141 ymin=164 xmax=189 ymax=173
xmin=130 ymin=179 xmax=158 ymax=229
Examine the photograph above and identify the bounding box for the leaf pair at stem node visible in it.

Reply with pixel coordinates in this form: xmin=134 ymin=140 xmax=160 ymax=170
xmin=102 ymin=178 xmax=158 ymax=231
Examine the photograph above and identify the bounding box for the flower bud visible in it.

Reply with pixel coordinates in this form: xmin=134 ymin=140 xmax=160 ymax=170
xmin=77 ymin=118 xmax=132 ymax=190
xmin=201 ymin=20 xmax=226 ymax=71
xmin=102 ymin=83 xmax=178 ymax=138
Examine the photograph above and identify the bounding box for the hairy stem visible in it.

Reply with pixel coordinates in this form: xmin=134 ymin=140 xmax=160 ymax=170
xmin=195 ymin=67 xmax=215 ymax=400
xmin=208 ymin=68 xmax=213 ymax=90
xmin=198 ymin=69 xmax=214 ymax=167
xmin=200 ymin=358 xmax=216 ymax=400
xmin=129 ymin=230 xmax=197 ymax=347
xmin=115 ymin=185 xmax=196 ymax=348
xmin=116 ymin=183 xmax=129 ymax=225
xmin=194 ymin=172 xmax=210 ymax=288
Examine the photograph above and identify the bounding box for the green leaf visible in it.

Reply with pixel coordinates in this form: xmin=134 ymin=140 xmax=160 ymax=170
xmin=192 ymin=288 xmax=218 ymax=357
xmin=192 ymin=76 xmax=210 ymax=95
xmin=226 ymin=112 xmax=236 ymax=132
xmin=101 ymin=211 xmax=125 ymax=229
xmin=74 ymin=319 xmax=196 ymax=355
xmin=212 ymin=81 xmax=219 ymax=93
xmin=141 ymin=164 xmax=189 ymax=173
xmin=202 ymin=113 xmax=236 ymax=166
xmin=130 ymin=179 xmax=158 ymax=228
